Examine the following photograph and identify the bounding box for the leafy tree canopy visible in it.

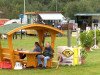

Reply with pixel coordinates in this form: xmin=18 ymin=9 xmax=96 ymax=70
xmin=0 ymin=0 xmax=100 ymax=19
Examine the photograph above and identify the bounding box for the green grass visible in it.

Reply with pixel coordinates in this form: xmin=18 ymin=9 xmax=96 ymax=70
xmin=0 ymin=36 xmax=100 ymax=75
xmin=1 ymin=35 xmax=76 ymax=50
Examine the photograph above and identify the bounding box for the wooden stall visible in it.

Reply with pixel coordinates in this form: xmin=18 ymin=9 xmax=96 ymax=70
xmin=0 ymin=23 xmax=63 ymax=69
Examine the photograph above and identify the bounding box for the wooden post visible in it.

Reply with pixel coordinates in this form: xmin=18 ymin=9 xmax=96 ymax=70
xmin=67 ymin=29 xmax=71 ymax=47
xmin=0 ymin=34 xmax=2 ymax=61
xmin=8 ymin=34 xmax=15 ymax=69
xmin=67 ymin=23 xmax=72 ymax=47
xmin=50 ymin=32 xmax=56 ymax=49
xmin=37 ymin=30 xmax=44 ymax=47
xmin=20 ymin=30 xmax=22 ymax=39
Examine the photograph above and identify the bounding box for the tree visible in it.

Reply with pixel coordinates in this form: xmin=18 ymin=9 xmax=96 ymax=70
xmin=0 ymin=0 xmax=100 ymax=19
xmin=63 ymin=0 xmax=95 ymax=19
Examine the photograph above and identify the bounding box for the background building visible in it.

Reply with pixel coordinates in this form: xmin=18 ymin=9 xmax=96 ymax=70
xmin=75 ymin=13 xmax=100 ymax=30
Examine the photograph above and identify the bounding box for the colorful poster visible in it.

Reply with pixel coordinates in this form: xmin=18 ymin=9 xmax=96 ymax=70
xmin=57 ymin=46 xmax=81 ymax=66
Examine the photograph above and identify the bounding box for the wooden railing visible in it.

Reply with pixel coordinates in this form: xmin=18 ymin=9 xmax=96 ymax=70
xmin=2 ymin=48 xmax=12 ymax=60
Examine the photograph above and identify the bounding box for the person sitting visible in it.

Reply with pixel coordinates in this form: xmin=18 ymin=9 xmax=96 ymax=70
xmin=37 ymin=42 xmax=54 ymax=69
xmin=33 ymin=42 xmax=42 ymax=53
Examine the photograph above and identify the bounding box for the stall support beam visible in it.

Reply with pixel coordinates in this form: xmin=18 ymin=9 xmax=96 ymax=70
xmin=37 ymin=30 xmax=45 ymax=48
xmin=0 ymin=34 xmax=2 ymax=61
xmin=8 ymin=34 xmax=15 ymax=69
xmin=50 ymin=32 xmax=56 ymax=49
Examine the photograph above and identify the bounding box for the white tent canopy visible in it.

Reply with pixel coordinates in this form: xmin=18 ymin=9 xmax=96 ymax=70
xmin=4 ymin=19 xmax=21 ymax=25
xmin=39 ymin=13 xmax=66 ymax=20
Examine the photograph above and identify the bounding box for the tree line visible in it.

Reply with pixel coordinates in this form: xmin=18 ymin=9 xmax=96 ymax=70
xmin=0 ymin=0 xmax=100 ymax=19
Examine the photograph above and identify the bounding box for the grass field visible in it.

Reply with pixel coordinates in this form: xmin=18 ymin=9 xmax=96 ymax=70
xmin=0 ymin=36 xmax=100 ymax=75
